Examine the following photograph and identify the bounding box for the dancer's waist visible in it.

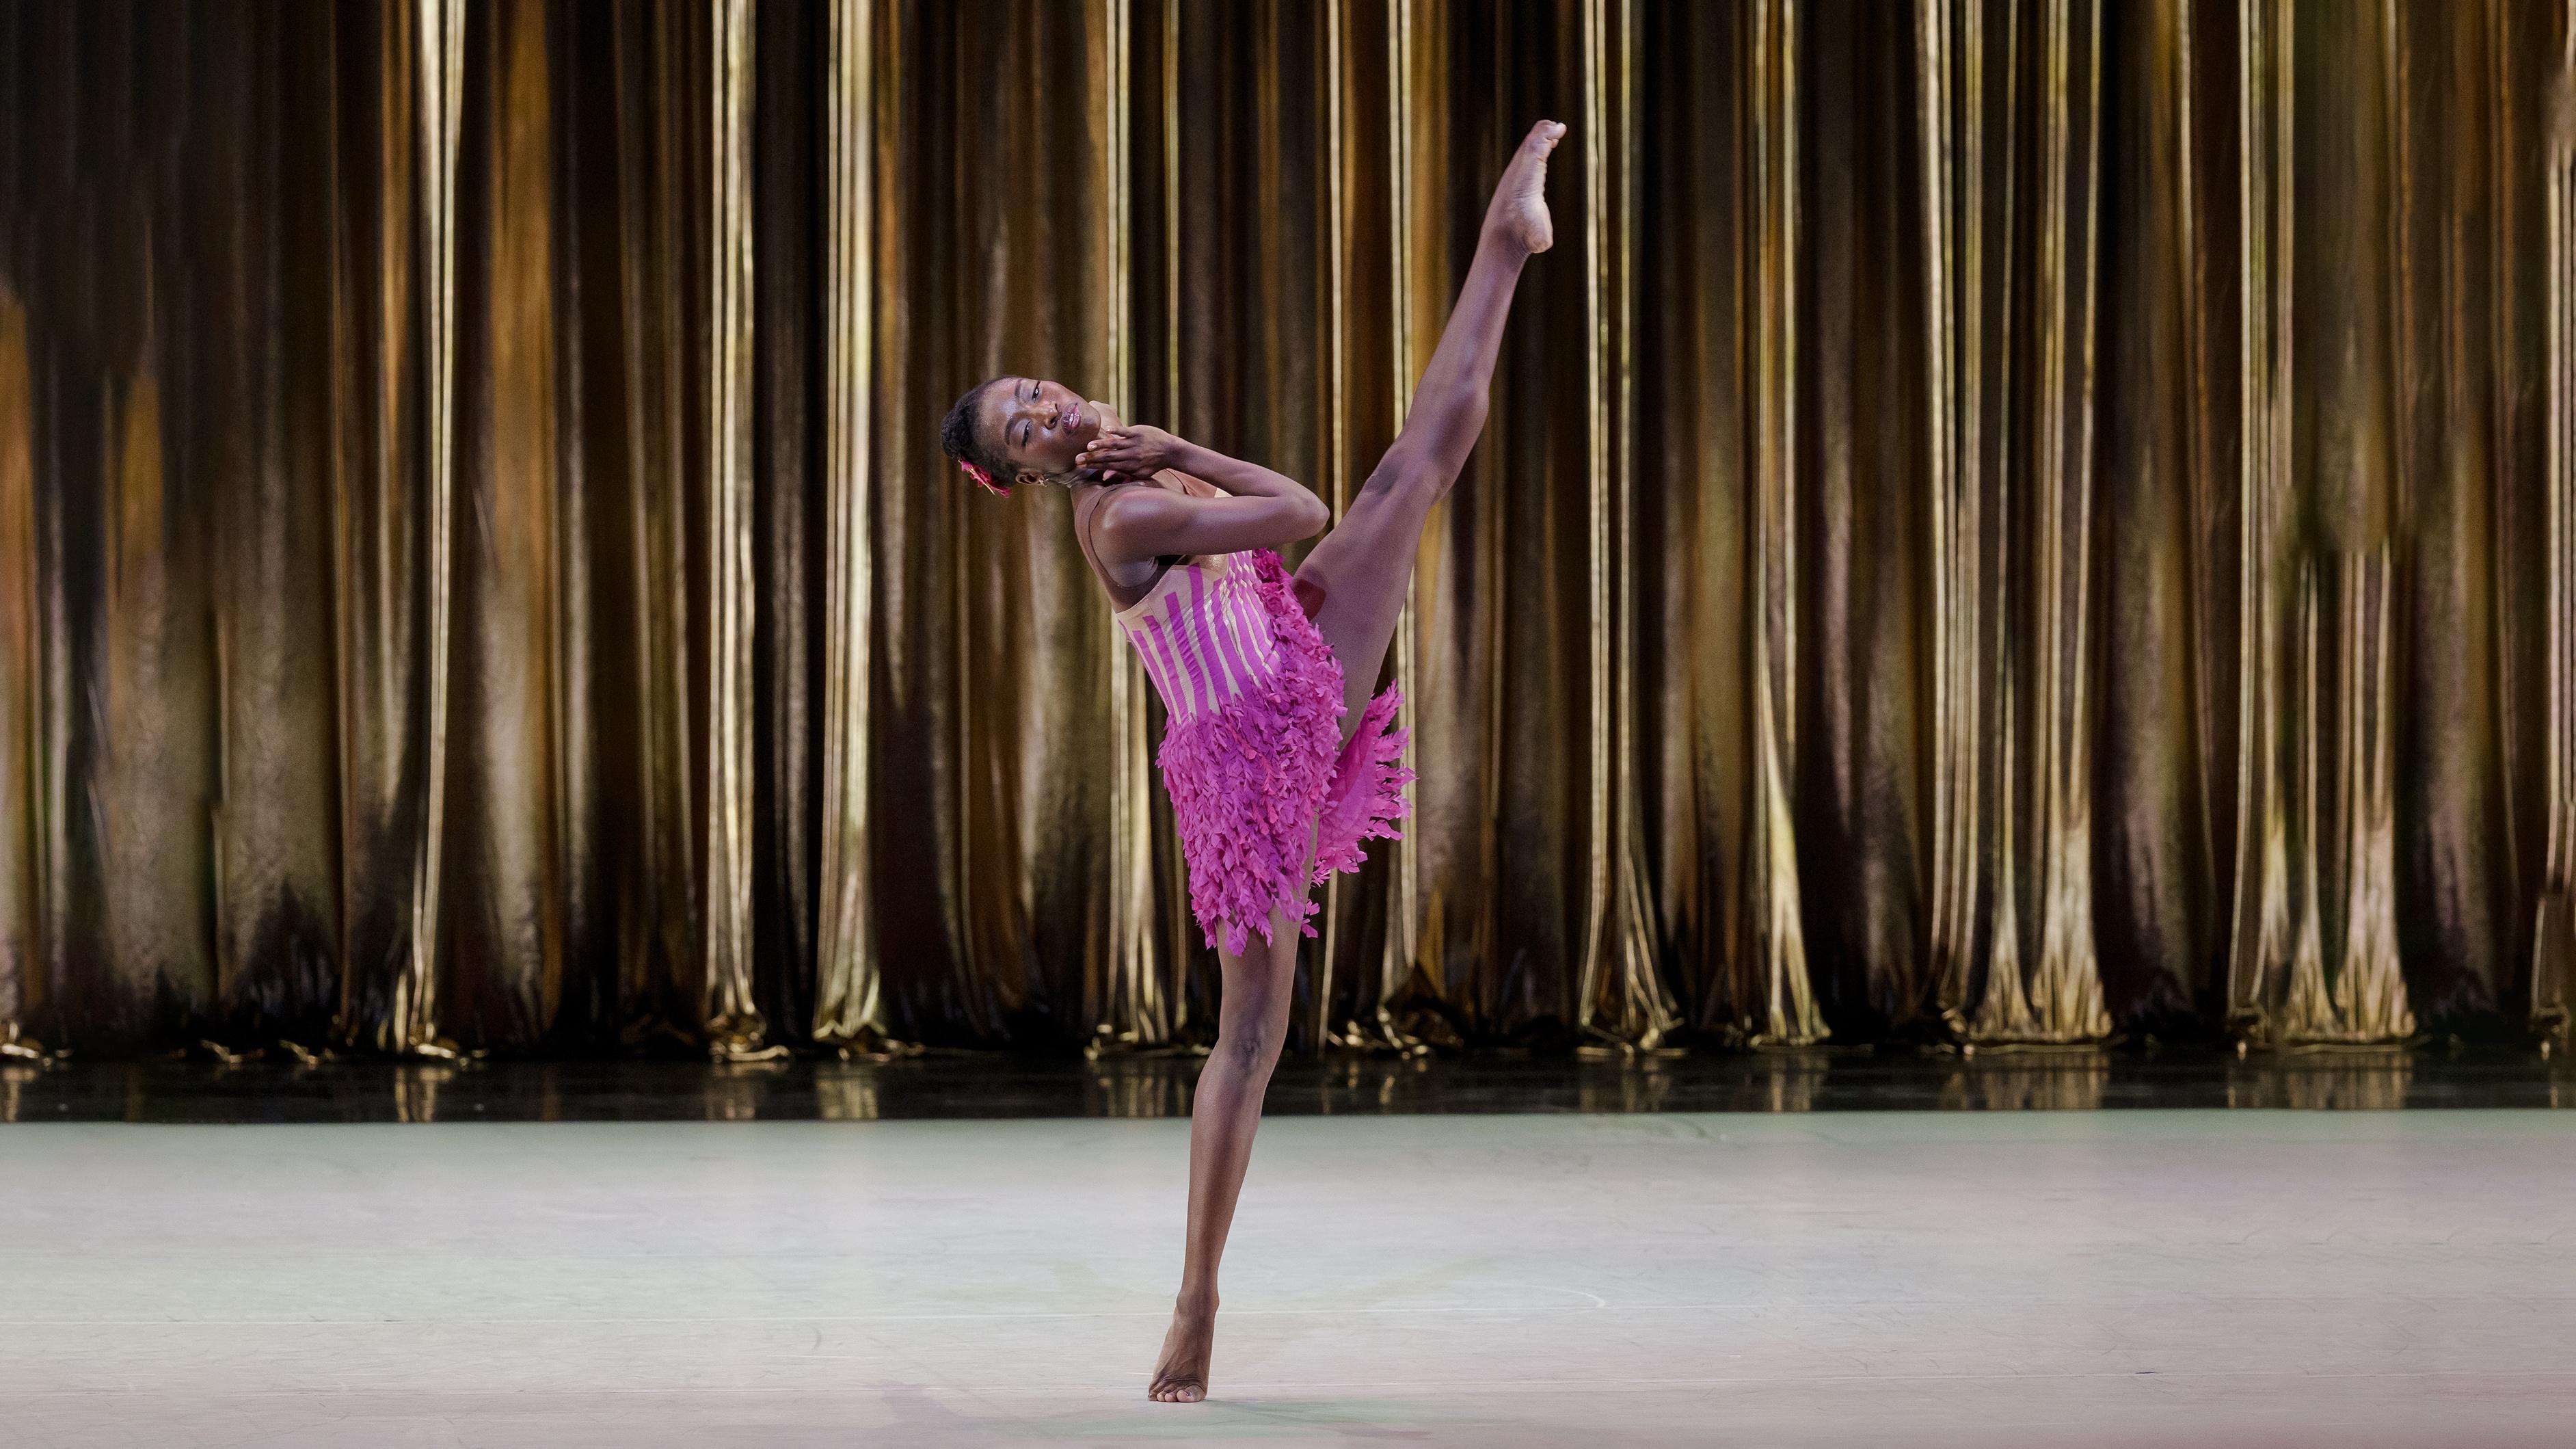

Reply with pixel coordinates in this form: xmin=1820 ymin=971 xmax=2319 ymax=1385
xmin=1118 ymin=607 xmax=1281 ymax=723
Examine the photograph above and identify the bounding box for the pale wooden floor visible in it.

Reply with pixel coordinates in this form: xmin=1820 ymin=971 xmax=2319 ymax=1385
xmin=5 ymin=1113 xmax=2573 ymax=1446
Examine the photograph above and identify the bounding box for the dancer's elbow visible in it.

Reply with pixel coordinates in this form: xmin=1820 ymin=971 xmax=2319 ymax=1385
xmin=1291 ymin=494 xmax=1331 ymax=538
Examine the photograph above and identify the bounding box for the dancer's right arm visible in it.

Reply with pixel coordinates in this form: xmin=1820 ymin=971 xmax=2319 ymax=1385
xmin=1079 ymin=427 xmax=1329 ymax=561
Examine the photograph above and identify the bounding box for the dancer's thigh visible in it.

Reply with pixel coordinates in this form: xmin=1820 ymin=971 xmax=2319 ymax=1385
xmin=1293 ymin=466 xmax=1442 ymax=736
xmin=1210 ymin=818 xmax=1320 ymax=1037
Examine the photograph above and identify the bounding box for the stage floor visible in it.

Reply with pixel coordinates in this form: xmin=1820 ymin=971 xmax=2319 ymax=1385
xmin=5 ymin=1112 xmax=2573 ymax=1446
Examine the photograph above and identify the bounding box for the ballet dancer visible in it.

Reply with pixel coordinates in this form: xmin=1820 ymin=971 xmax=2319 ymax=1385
xmin=937 ymin=118 xmax=1563 ymax=1403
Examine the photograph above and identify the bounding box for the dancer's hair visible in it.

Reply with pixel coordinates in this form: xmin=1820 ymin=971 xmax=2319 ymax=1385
xmin=939 ymin=379 xmax=1013 ymax=495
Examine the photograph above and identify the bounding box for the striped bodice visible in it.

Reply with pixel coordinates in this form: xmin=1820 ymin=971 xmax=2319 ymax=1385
xmin=1112 ymin=551 xmax=1282 ymax=723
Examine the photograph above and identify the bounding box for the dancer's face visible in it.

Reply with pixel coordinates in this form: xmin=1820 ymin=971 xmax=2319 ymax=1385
xmin=979 ymin=376 xmax=1105 ymax=487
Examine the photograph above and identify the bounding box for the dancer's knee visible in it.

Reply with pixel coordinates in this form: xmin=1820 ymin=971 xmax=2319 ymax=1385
xmin=1360 ymin=451 xmax=1453 ymax=509
xmin=1213 ymin=1007 xmax=1282 ymax=1074
xmin=1399 ymin=384 xmax=1487 ymax=464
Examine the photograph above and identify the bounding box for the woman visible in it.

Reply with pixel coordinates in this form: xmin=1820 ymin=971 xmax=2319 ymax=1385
xmin=937 ymin=119 xmax=1563 ymax=1403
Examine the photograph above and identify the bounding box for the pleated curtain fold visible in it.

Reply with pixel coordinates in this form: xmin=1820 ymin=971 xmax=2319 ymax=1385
xmin=2 ymin=0 xmax=2570 ymax=1057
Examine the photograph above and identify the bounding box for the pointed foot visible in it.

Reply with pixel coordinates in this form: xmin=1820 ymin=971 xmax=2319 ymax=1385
xmin=1484 ymin=119 xmax=1566 ymax=254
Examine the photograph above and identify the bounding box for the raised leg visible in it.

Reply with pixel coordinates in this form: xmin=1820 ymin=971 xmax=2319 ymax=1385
xmin=1148 ymin=824 xmax=1318 ymax=1403
xmin=1293 ymin=119 xmax=1562 ymax=738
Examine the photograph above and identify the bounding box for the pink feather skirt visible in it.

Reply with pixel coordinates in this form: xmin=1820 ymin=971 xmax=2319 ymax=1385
xmin=1149 ymin=548 xmax=1415 ymax=957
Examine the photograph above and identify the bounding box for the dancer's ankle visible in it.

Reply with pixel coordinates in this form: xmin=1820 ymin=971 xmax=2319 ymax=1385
xmin=1174 ymin=1286 xmax=1219 ymax=1317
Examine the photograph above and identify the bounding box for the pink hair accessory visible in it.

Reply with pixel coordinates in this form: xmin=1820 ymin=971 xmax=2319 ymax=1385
xmin=958 ymin=459 xmax=1006 ymax=495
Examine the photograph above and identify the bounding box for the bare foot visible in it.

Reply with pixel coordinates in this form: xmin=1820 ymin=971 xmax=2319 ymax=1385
xmin=1484 ymin=119 xmax=1566 ymax=254
xmin=1146 ymin=1299 xmax=1215 ymax=1403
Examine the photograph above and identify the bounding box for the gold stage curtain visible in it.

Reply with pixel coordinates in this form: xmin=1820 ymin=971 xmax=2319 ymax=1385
xmin=2 ymin=0 xmax=2572 ymax=1057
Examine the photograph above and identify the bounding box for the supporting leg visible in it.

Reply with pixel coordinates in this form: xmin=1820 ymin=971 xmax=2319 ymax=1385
xmin=1145 ymin=120 xmax=1563 ymax=1406
xmin=1148 ymin=825 xmax=1318 ymax=1403
xmin=1294 ymin=120 xmax=1564 ymax=736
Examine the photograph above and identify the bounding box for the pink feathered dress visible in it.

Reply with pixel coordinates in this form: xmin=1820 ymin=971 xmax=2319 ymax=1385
xmin=1110 ymin=548 xmax=1415 ymax=956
